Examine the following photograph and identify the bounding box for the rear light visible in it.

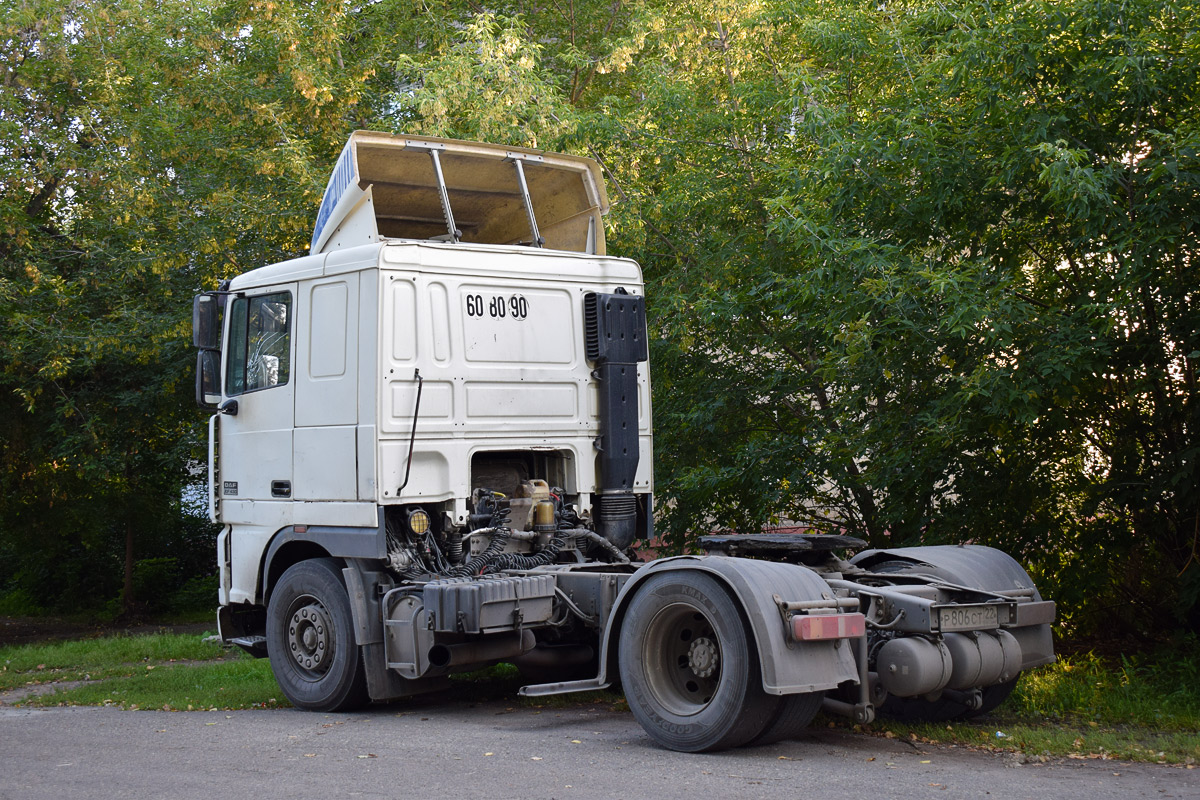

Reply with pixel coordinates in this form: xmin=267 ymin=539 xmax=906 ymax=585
xmin=791 ymin=612 xmax=866 ymax=641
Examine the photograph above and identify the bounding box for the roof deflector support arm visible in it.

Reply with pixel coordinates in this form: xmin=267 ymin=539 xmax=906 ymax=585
xmin=508 ymin=154 xmax=544 ymax=247
xmin=407 ymin=141 xmax=461 ymax=243
xmin=428 ymin=149 xmax=461 ymax=243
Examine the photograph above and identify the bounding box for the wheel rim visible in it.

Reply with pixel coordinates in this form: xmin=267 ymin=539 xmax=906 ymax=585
xmin=640 ymin=603 xmax=722 ymax=716
xmin=286 ymin=596 xmax=333 ymax=678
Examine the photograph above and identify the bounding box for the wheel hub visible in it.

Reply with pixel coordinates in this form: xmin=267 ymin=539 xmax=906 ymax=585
xmin=688 ymin=637 xmax=719 ymax=678
xmin=288 ymin=602 xmax=331 ymax=673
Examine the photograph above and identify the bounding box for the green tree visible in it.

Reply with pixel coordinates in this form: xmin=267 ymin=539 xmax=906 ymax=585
xmin=0 ymin=0 xmax=387 ymax=614
xmin=582 ymin=0 xmax=1199 ymax=635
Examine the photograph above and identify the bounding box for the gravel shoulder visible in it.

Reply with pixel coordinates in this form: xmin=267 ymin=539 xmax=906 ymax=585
xmin=2 ymin=699 xmax=1196 ymax=800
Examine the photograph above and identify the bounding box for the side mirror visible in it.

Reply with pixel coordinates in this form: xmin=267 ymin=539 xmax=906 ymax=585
xmin=196 ymin=350 xmax=221 ymax=409
xmin=193 ymin=294 xmax=221 ymax=350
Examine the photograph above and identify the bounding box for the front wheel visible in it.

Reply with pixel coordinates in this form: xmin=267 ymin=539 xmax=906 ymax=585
xmin=618 ymin=571 xmax=780 ymax=752
xmin=266 ymin=558 xmax=369 ymax=712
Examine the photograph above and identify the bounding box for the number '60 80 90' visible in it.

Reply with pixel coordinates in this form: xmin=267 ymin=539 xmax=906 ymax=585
xmin=465 ymin=293 xmax=528 ymax=320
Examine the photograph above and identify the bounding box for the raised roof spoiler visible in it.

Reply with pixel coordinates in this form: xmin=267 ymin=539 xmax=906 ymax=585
xmin=310 ymin=131 xmax=610 ymax=256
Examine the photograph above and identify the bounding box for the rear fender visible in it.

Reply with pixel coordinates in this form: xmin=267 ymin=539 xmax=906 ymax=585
xmin=598 ymin=556 xmax=859 ymax=695
xmin=850 ymin=545 xmax=1055 ymax=670
xmin=851 ymin=545 xmax=1042 ymax=598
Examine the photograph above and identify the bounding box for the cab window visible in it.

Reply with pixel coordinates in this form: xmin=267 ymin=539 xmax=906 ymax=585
xmin=226 ymin=292 xmax=292 ymax=396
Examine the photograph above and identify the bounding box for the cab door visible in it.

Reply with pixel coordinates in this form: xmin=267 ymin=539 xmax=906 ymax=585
xmin=218 ymin=286 xmax=296 ymax=522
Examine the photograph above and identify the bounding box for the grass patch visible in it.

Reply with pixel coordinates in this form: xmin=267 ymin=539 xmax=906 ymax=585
xmin=1009 ymin=646 xmax=1200 ymax=729
xmin=842 ymin=715 xmax=1200 ymax=764
xmin=0 ymin=632 xmax=238 ymax=692
xmin=3 ymin=632 xmax=282 ymax=711
xmin=840 ymin=639 xmax=1200 ymax=765
xmin=1 ymin=632 xmax=227 ymax=673
xmin=22 ymin=658 xmax=285 ymax=711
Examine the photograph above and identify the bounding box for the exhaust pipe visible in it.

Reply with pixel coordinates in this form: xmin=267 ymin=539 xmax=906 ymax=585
xmin=427 ymin=630 xmax=536 ymax=670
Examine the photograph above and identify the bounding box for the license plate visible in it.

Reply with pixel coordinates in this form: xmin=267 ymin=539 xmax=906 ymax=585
xmin=937 ymin=604 xmax=999 ymax=631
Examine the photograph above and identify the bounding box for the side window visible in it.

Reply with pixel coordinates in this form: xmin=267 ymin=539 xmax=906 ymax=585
xmin=226 ymin=292 xmax=292 ymax=396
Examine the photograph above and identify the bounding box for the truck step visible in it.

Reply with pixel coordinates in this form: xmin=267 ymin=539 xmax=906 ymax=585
xmin=228 ymin=635 xmax=268 ymax=658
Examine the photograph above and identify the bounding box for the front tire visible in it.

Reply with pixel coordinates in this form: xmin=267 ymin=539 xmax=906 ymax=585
xmin=266 ymin=558 xmax=369 ymax=712
xmin=618 ymin=571 xmax=780 ymax=752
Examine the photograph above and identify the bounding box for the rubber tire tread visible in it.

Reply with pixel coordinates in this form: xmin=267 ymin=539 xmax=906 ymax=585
xmin=879 ymin=675 xmax=1019 ymax=722
xmin=970 ymin=677 xmax=1019 ymax=717
xmin=266 ymin=558 xmax=369 ymax=712
xmin=749 ymin=691 xmax=825 ymax=745
xmin=619 ymin=571 xmax=780 ymax=752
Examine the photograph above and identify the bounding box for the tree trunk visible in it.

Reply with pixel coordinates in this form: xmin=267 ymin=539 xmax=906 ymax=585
xmin=122 ymin=519 xmax=135 ymax=615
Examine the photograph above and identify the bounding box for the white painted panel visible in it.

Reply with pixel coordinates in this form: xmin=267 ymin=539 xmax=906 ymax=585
xmin=357 ymin=424 xmax=376 ymax=501
xmin=430 ymin=281 xmax=451 ymax=363
xmin=465 ymin=382 xmax=578 ymax=418
xmin=220 ymin=428 xmax=294 ymax=514
xmin=296 ymin=273 xmax=359 ymax=428
xmin=357 ymin=271 xmax=379 ymax=434
xmin=227 ymin=524 xmax=282 ymax=604
xmin=379 ymin=444 xmax=453 ymax=502
xmin=390 ymin=380 xmax=454 ymax=420
xmin=635 ymin=434 xmax=654 ymax=490
xmin=391 ymin=278 xmax=417 ymax=362
xmin=292 ymin=502 xmax=378 ymax=526
xmin=460 ymin=286 xmax=575 ymax=364
xmin=294 ymin=426 xmax=357 ymax=500
xmin=309 ymin=282 xmax=348 ymax=377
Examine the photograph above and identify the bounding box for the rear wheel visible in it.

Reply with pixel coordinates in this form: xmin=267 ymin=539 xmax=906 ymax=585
xmin=618 ymin=571 xmax=780 ymax=752
xmin=879 ymin=676 xmax=1019 ymax=722
xmin=266 ymin=558 xmax=369 ymax=712
xmin=972 ymin=677 xmax=1019 ymax=716
xmin=750 ymin=691 xmax=825 ymax=745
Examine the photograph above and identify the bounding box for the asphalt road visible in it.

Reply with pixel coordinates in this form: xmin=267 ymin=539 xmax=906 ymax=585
xmin=1 ymin=699 xmax=1196 ymax=800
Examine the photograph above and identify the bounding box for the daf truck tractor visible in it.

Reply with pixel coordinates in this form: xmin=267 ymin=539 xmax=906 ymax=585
xmin=192 ymin=131 xmax=1055 ymax=752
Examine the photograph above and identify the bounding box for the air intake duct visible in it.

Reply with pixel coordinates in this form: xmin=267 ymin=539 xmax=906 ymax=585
xmin=595 ymin=492 xmax=638 ymax=551
xmin=584 ymin=289 xmax=648 ymax=551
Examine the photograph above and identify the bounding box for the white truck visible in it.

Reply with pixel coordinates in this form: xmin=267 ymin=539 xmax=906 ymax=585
xmin=192 ymin=131 xmax=1055 ymax=752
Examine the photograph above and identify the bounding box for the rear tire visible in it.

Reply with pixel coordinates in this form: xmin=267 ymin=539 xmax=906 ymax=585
xmin=618 ymin=571 xmax=780 ymax=752
xmin=750 ymin=691 xmax=824 ymax=745
xmin=266 ymin=558 xmax=369 ymax=712
xmin=879 ymin=676 xmax=1020 ymax=722
xmin=971 ymin=677 xmax=1019 ymax=716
